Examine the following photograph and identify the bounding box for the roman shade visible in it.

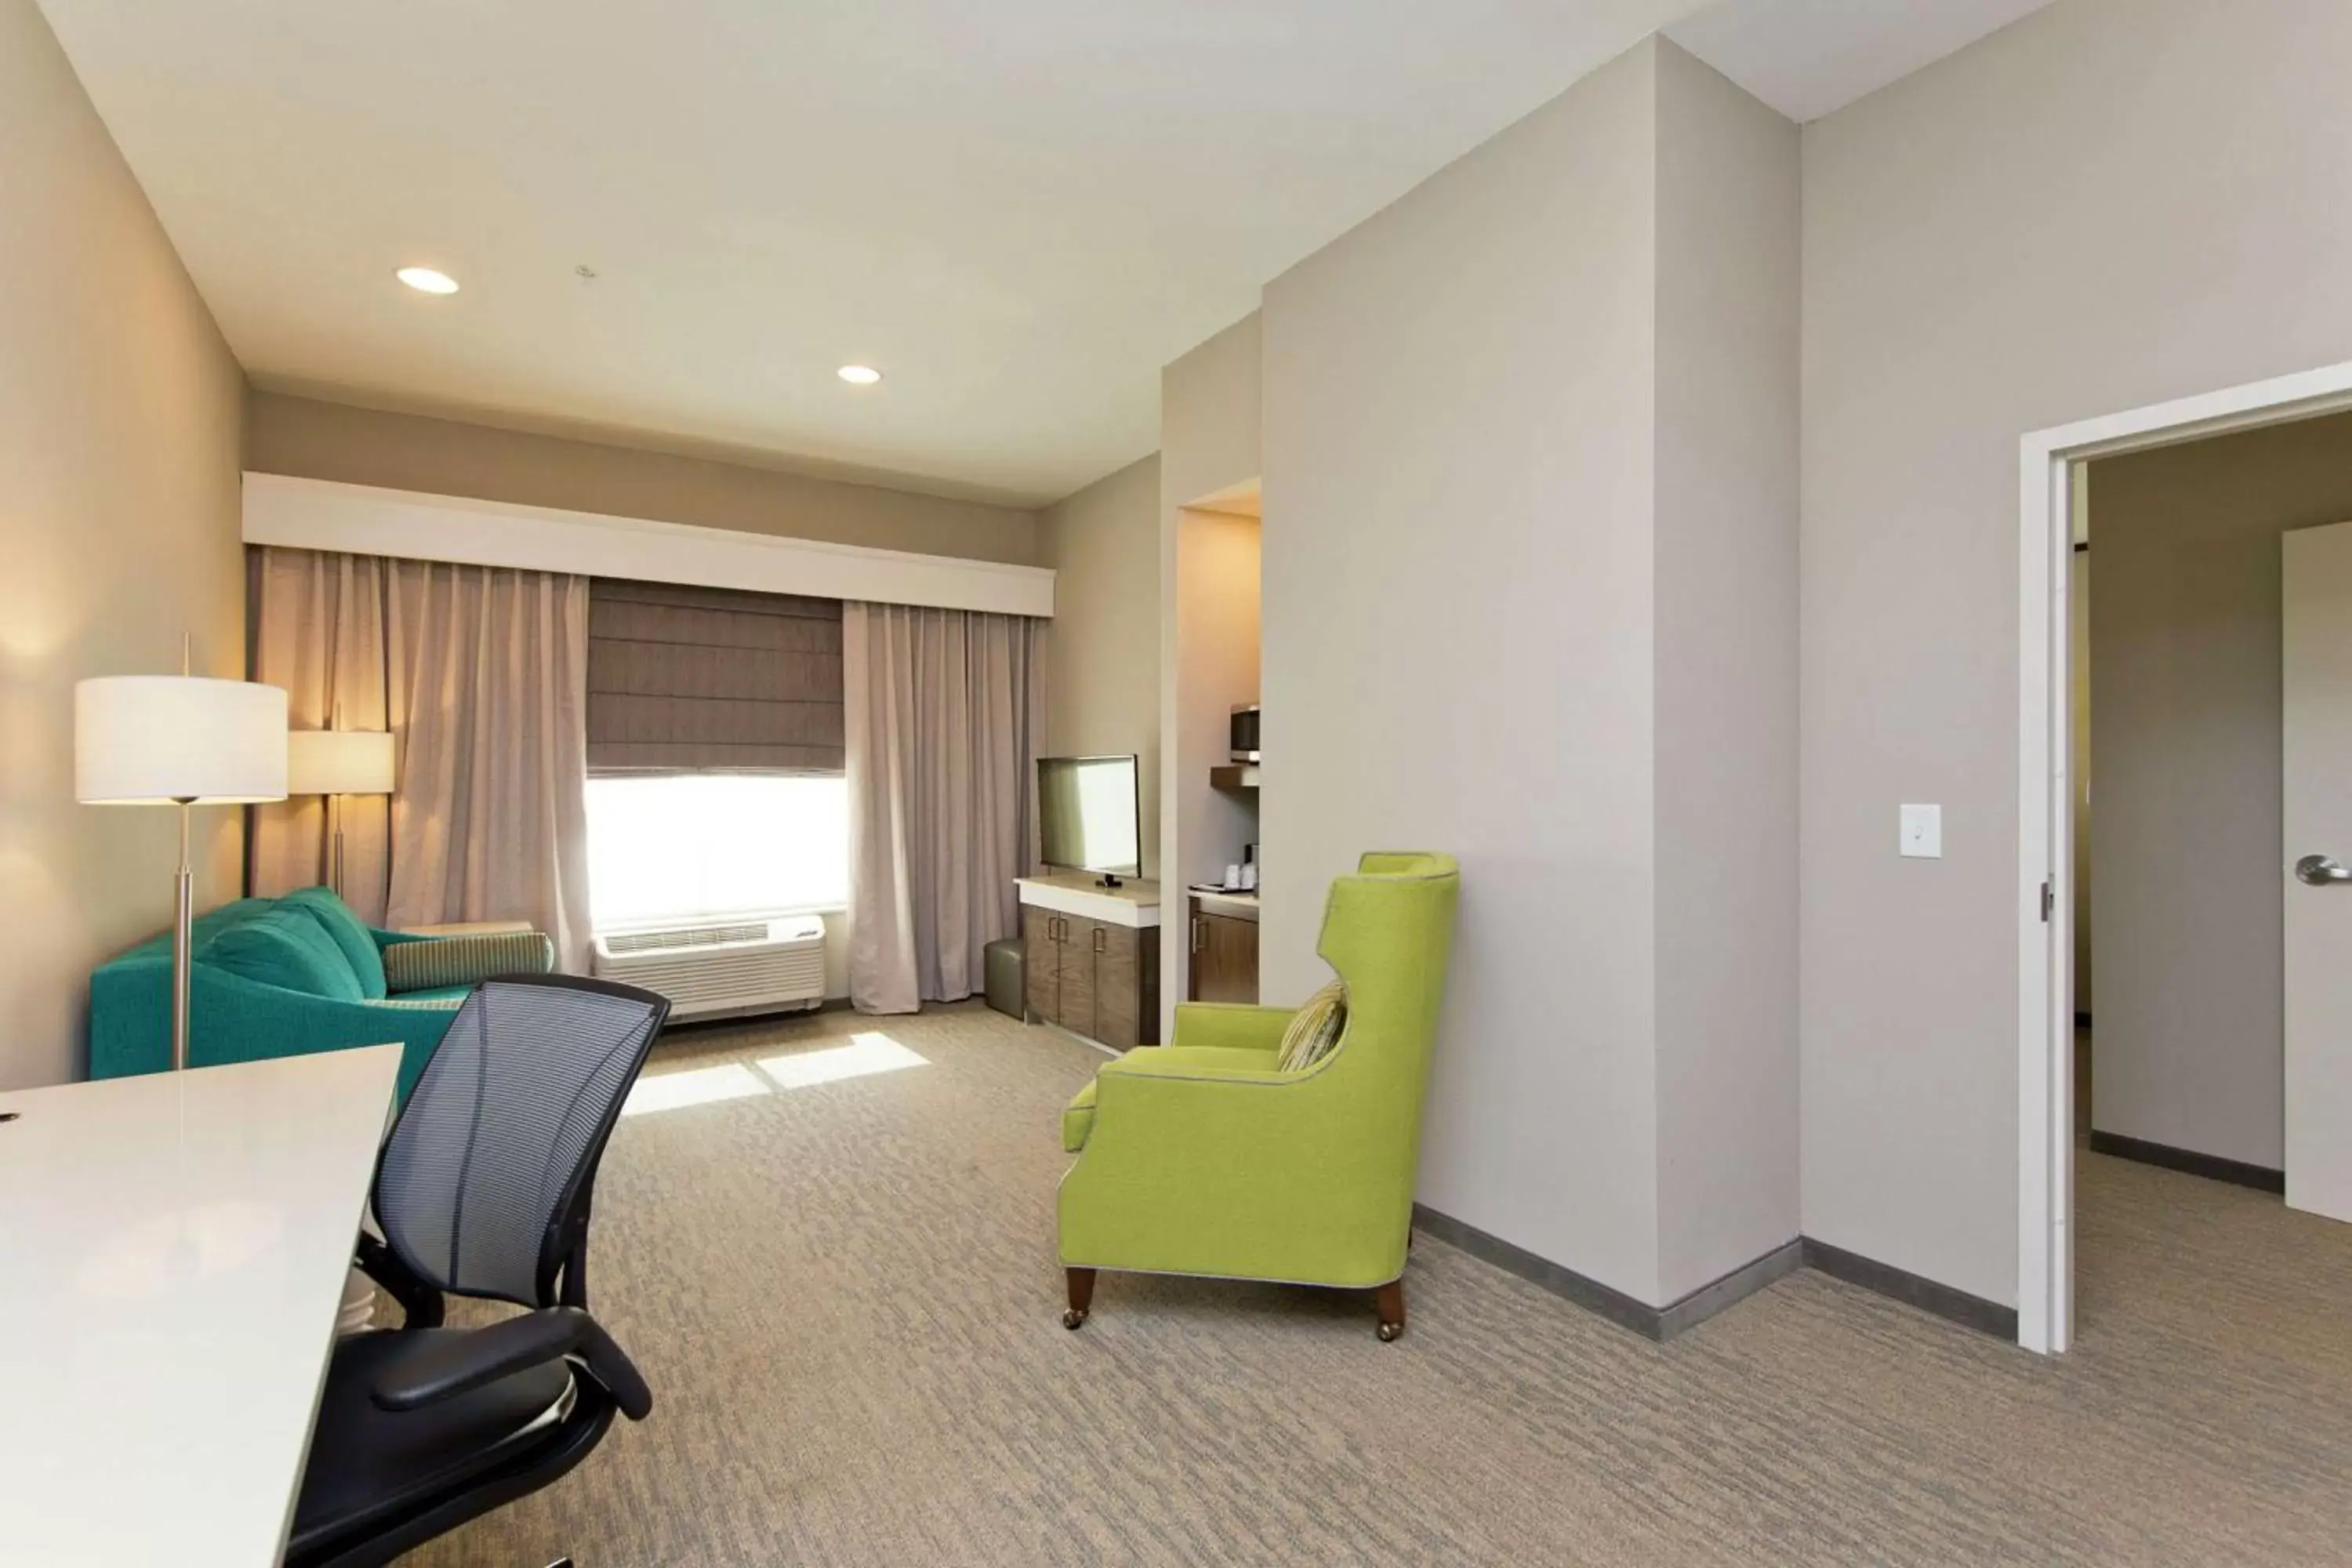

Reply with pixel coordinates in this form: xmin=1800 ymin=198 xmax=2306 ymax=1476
xmin=587 ymin=579 xmax=844 ymax=774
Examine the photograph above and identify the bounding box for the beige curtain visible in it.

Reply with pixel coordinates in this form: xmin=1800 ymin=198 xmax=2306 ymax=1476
xmin=248 ymin=546 xmax=594 ymax=971
xmin=844 ymin=602 xmax=1042 ymax=1014
xmin=386 ymin=558 xmax=593 ymax=972
xmin=249 ymin=549 xmax=395 ymax=921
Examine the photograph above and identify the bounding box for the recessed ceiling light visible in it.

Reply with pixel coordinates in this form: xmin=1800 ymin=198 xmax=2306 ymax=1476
xmin=395 ymin=266 xmax=459 ymax=296
xmin=837 ymin=365 xmax=883 ymax=386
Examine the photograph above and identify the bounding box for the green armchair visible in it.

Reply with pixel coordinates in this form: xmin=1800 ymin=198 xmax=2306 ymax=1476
xmin=1057 ymin=851 xmax=1459 ymax=1339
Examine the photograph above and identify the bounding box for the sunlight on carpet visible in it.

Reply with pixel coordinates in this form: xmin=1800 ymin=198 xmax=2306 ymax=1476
xmin=757 ymin=1032 xmax=928 ymax=1089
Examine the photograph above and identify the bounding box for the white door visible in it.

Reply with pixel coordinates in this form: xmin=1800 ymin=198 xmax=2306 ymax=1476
xmin=2282 ymin=520 xmax=2352 ymax=1223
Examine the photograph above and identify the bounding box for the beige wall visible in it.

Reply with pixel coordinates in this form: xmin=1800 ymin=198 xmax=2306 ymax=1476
xmin=246 ymin=390 xmax=1041 ymax=566
xmin=1038 ymin=454 xmax=1163 ymax=874
xmin=1174 ymin=505 xmax=1261 ymax=887
xmin=1650 ymin=42 xmax=1802 ymax=1303
xmin=1264 ymin=41 xmax=1668 ymax=1301
xmin=2085 ymin=412 xmax=2352 ymax=1171
xmin=1261 ymin=37 xmax=1797 ymax=1308
xmin=0 ymin=0 xmax=247 ymax=1087
xmin=1159 ymin=314 xmax=1265 ymax=1032
xmin=1800 ymin=0 xmax=2352 ymax=1305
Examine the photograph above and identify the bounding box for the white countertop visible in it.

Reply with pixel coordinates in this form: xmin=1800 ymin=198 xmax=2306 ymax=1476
xmin=0 ymin=1044 xmax=403 ymax=1568
xmin=1017 ymin=873 xmax=1162 ymax=928
xmin=1190 ymin=888 xmax=1261 ymax=920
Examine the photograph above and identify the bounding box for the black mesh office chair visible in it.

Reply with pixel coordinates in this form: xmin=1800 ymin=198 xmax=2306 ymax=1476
xmin=285 ymin=974 xmax=671 ymax=1568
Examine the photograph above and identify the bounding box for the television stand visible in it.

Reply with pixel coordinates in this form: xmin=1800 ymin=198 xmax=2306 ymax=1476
xmin=1014 ymin=873 xmax=1161 ymax=1049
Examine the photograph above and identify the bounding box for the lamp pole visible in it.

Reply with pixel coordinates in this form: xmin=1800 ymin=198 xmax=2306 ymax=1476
xmin=172 ymin=797 xmax=194 ymax=1072
xmin=172 ymin=637 xmax=193 ymax=1072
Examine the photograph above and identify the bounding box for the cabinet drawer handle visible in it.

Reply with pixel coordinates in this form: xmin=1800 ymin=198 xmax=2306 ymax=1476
xmin=1093 ymin=926 xmax=1106 ymax=953
xmin=1191 ymin=917 xmax=1205 ymax=953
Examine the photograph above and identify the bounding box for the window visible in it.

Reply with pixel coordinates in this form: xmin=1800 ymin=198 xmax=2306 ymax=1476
xmin=586 ymin=774 xmax=848 ymax=929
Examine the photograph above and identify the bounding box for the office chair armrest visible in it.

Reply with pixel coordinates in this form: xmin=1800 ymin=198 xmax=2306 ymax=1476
xmin=371 ymin=1305 xmax=654 ymax=1421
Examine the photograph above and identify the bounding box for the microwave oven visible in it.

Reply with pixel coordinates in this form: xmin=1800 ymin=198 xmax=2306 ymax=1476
xmin=1230 ymin=703 xmax=1261 ymax=762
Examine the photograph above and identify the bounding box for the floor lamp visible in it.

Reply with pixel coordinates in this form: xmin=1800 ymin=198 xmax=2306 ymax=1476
xmin=76 ymin=673 xmax=288 ymax=1071
xmin=288 ymin=728 xmax=396 ymax=901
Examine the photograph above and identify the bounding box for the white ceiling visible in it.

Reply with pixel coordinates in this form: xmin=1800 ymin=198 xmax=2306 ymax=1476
xmin=40 ymin=0 xmax=2052 ymax=508
xmin=1666 ymin=0 xmax=2056 ymax=125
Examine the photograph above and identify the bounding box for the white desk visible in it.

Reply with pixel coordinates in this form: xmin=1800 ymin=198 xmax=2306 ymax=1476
xmin=0 ymin=1045 xmax=402 ymax=1567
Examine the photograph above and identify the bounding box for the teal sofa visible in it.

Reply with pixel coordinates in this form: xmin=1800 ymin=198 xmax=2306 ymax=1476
xmin=89 ymin=887 xmax=554 ymax=1102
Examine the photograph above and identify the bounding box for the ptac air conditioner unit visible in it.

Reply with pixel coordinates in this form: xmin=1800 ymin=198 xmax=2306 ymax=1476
xmin=590 ymin=914 xmax=827 ymax=1022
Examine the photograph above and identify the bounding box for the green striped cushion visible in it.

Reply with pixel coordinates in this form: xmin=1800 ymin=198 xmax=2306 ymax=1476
xmin=1276 ymin=979 xmax=1349 ymax=1073
xmin=383 ymin=931 xmax=554 ymax=993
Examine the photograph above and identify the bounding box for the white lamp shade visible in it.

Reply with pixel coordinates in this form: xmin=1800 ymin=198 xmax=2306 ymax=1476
xmin=287 ymin=728 xmax=397 ymax=796
xmin=75 ymin=677 xmax=290 ymax=804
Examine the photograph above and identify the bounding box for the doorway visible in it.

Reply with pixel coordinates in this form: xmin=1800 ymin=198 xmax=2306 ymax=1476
xmin=2020 ymin=358 xmax=2352 ymax=1354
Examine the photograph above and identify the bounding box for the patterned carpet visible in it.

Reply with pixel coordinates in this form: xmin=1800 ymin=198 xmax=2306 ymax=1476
xmin=405 ymin=1003 xmax=2352 ymax=1566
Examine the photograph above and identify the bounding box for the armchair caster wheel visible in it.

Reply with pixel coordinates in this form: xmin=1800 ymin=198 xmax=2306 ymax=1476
xmin=1063 ymin=1267 xmax=1095 ymax=1331
xmin=1374 ymin=1279 xmax=1406 ymax=1341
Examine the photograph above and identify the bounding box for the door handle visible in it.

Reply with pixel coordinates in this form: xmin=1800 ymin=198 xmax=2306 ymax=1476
xmin=2296 ymin=854 xmax=2352 ymax=886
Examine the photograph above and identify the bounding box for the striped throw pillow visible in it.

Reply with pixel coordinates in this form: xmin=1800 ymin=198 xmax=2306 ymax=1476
xmin=1276 ymin=979 xmax=1349 ymax=1073
xmin=382 ymin=931 xmax=555 ymax=993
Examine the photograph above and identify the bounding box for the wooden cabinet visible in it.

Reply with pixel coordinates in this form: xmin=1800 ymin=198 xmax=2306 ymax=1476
xmin=1058 ymin=919 xmax=1100 ymax=1040
xmin=1022 ymin=908 xmax=1062 ymax=1022
xmin=1188 ymin=898 xmax=1260 ymax=1005
xmin=1023 ymin=902 xmax=1160 ymax=1049
xmin=1091 ymin=920 xmax=1145 ymax=1047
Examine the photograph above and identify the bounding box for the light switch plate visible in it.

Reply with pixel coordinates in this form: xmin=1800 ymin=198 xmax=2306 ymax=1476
xmin=1900 ymin=804 xmax=1942 ymax=859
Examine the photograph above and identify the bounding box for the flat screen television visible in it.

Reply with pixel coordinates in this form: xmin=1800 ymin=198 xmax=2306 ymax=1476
xmin=1036 ymin=754 xmax=1142 ymax=884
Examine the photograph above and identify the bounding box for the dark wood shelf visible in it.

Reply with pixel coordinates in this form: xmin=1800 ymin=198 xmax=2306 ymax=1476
xmin=1210 ymin=764 xmax=1261 ymax=791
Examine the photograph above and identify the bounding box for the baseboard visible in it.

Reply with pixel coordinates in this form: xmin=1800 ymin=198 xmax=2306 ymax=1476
xmin=1410 ymin=1205 xmax=1799 ymax=1341
xmin=1798 ymin=1237 xmax=2019 ymax=1341
xmin=2087 ymin=1130 xmax=2285 ymax=1193
xmin=1658 ymin=1240 xmax=1805 ymax=1339
xmin=1414 ymin=1203 xmax=2024 ymax=1345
